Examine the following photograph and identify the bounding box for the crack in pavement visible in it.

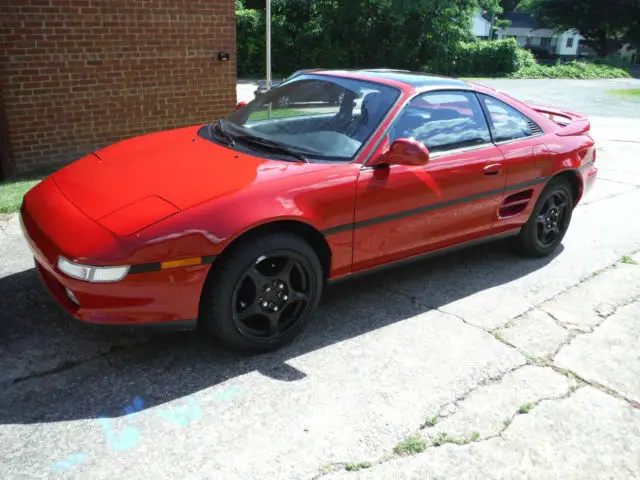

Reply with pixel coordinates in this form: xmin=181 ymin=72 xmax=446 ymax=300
xmin=511 ymin=247 xmax=640 ymax=319
xmin=596 ymin=177 xmax=640 ymax=187
xmin=7 ymin=342 xmax=144 ymax=387
xmin=317 ymin=252 xmax=640 ymax=478
xmin=311 ymin=367 xmax=583 ymax=479
xmin=601 ymin=138 xmax=640 ymax=144
xmin=381 ymin=285 xmax=493 ymax=337
xmin=426 ymin=380 xmax=582 ymax=443
xmin=581 ymin=186 xmax=640 ymax=205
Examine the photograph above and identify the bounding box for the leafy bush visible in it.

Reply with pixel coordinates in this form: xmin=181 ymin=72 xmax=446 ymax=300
xmin=593 ymin=52 xmax=634 ymax=69
xmin=508 ymin=61 xmax=631 ymax=79
xmin=421 ymin=38 xmax=629 ymax=78
xmin=423 ymin=39 xmax=532 ymax=77
xmin=236 ymin=9 xmax=266 ymax=77
xmin=514 ymin=47 xmax=537 ymax=70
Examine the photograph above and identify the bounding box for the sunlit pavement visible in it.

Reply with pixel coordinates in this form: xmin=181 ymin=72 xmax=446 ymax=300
xmin=1 ymin=79 xmax=639 ymax=480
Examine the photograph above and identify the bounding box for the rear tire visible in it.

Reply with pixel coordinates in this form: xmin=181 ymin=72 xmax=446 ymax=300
xmin=199 ymin=233 xmax=323 ymax=354
xmin=510 ymin=177 xmax=574 ymax=258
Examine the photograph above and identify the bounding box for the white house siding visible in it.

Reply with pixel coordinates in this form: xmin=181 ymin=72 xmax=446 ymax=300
xmin=556 ymin=30 xmax=581 ymax=56
xmin=472 ymin=12 xmax=585 ymax=59
xmin=472 ymin=11 xmax=492 ymax=38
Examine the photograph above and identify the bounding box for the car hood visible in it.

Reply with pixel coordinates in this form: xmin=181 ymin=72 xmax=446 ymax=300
xmin=53 ymin=125 xmax=333 ymax=236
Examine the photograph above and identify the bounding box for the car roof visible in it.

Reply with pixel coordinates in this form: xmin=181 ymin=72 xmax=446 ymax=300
xmin=306 ymin=68 xmax=471 ymax=90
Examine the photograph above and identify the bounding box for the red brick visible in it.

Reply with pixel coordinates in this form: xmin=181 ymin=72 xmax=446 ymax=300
xmin=1 ymin=0 xmax=236 ymax=178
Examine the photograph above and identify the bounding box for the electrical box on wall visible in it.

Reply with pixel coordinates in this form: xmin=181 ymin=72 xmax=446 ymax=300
xmin=218 ymin=52 xmax=230 ymax=61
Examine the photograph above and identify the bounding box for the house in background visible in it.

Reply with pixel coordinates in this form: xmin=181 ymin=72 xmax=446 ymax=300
xmin=471 ymin=10 xmax=492 ymax=40
xmin=472 ymin=10 xmax=583 ymax=60
xmin=619 ymin=44 xmax=638 ymax=64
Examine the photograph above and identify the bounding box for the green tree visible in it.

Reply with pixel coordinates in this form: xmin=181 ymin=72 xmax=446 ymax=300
xmin=500 ymin=0 xmax=524 ymax=11
xmin=235 ymin=0 xmax=504 ymax=75
xmin=521 ymin=0 xmax=640 ymax=55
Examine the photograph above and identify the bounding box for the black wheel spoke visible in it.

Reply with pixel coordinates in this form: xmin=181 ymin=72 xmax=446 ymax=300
xmin=546 ymin=195 xmax=557 ymax=210
xmin=247 ymin=266 xmax=270 ymax=288
xmin=536 ymin=214 xmax=546 ymax=226
xmin=557 ymin=202 xmax=567 ymax=220
xmin=267 ymin=311 xmax=283 ymax=336
xmin=237 ymin=301 xmax=261 ymax=321
xmin=543 ymin=229 xmax=555 ymax=243
xmin=279 ymin=257 xmax=295 ymax=282
xmin=290 ymin=290 xmax=309 ymax=303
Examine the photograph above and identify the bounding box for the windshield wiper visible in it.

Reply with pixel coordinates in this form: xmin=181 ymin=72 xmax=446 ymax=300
xmin=209 ymin=120 xmax=236 ymax=147
xmin=235 ymin=135 xmax=309 ymax=163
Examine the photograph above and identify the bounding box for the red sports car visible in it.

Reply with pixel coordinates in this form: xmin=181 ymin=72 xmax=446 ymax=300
xmin=20 ymin=69 xmax=597 ymax=353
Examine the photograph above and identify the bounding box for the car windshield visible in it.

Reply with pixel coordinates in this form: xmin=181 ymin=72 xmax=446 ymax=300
xmin=224 ymin=75 xmax=400 ymax=161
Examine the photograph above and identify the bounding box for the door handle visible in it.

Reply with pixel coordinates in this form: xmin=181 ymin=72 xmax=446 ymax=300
xmin=484 ymin=163 xmax=503 ymax=176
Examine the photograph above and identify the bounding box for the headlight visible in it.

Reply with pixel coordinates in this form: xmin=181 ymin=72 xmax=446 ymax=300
xmin=57 ymin=257 xmax=130 ymax=283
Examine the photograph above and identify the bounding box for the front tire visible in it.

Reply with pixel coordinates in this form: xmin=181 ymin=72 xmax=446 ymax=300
xmin=510 ymin=177 xmax=574 ymax=258
xmin=199 ymin=233 xmax=323 ymax=354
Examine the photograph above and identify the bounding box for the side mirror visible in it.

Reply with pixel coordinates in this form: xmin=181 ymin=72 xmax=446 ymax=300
xmin=371 ymin=138 xmax=430 ymax=167
xmin=236 ymin=101 xmax=247 ymax=110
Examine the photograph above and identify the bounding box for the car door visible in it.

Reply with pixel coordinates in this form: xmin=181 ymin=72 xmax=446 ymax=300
xmin=352 ymin=90 xmax=508 ymax=272
xmin=477 ymin=93 xmax=550 ymax=223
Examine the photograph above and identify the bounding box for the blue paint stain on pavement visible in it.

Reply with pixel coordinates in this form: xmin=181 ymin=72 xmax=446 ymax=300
xmin=50 ymin=387 xmax=243 ymax=473
xmin=214 ymin=386 xmax=242 ymax=403
xmin=51 ymin=453 xmax=88 ymax=471
xmin=97 ymin=417 xmax=141 ymax=451
xmin=123 ymin=396 xmax=144 ymax=415
xmin=157 ymin=398 xmax=203 ymax=427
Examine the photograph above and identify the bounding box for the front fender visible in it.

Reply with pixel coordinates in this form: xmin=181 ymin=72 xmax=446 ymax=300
xmin=117 ymin=165 xmax=361 ymax=276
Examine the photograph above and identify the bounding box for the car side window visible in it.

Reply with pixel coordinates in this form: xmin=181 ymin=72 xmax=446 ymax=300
xmin=389 ymin=91 xmax=492 ymax=154
xmin=479 ymin=94 xmax=542 ymax=143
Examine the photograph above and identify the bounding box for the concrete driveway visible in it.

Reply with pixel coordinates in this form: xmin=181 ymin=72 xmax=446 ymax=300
xmin=1 ymin=79 xmax=640 ymax=480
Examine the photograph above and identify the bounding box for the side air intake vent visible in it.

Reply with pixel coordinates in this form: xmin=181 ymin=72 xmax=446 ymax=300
xmin=528 ymin=120 xmax=543 ymax=136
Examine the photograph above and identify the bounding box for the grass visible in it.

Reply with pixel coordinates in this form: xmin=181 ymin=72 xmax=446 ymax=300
xmin=345 ymin=461 xmax=372 ymax=471
xmin=321 ymin=464 xmax=334 ymax=474
xmin=432 ymin=432 xmax=454 ymax=446
xmin=608 ymin=89 xmax=640 ymax=99
xmin=0 ymin=178 xmax=41 ymax=214
xmin=248 ymin=107 xmax=331 ymax=121
xmin=422 ymin=416 xmax=439 ymax=428
xmin=621 ymin=255 xmax=638 ymax=264
xmin=518 ymin=403 xmax=534 ymax=414
xmin=394 ymin=435 xmax=427 ymax=455
xmin=433 ymin=431 xmax=480 ymax=446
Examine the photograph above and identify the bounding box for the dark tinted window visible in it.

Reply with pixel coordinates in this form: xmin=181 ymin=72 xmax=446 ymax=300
xmin=390 ymin=91 xmax=491 ymax=153
xmin=479 ymin=94 xmax=542 ymax=142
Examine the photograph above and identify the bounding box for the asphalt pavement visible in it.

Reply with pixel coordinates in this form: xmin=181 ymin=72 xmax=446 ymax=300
xmin=1 ymin=79 xmax=640 ymax=480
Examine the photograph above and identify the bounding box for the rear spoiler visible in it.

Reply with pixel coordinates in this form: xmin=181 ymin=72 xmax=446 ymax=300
xmin=525 ymin=102 xmax=591 ymax=137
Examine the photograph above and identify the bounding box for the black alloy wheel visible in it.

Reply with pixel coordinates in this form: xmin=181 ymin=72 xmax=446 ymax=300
xmin=534 ymin=190 xmax=570 ymax=249
xmin=231 ymin=251 xmax=314 ymax=342
xmin=510 ymin=177 xmax=574 ymax=258
xmin=199 ymin=233 xmax=323 ymax=354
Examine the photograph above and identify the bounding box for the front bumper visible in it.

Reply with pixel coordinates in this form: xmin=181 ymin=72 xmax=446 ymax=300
xmin=19 ymin=181 xmax=209 ymax=329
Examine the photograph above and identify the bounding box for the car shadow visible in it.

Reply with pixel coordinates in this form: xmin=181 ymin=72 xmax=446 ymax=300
xmin=0 ymin=238 xmax=562 ymax=424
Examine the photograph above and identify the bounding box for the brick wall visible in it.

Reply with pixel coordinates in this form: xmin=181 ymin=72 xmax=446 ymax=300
xmin=0 ymin=0 xmax=237 ymax=178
